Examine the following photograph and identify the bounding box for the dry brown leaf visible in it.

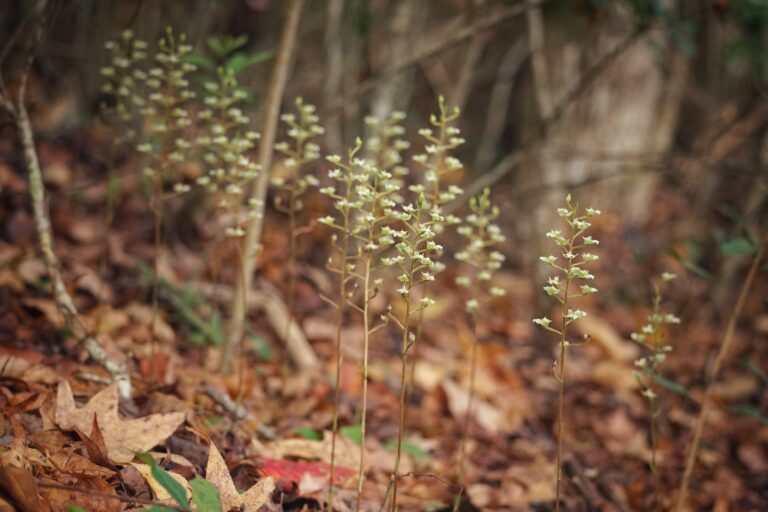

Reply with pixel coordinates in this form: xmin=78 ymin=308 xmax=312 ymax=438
xmin=0 ymin=465 xmax=45 ymax=512
xmin=206 ymin=442 xmax=275 ymax=511
xmin=442 ymin=378 xmax=505 ymax=435
xmin=54 ymin=380 xmax=185 ymax=463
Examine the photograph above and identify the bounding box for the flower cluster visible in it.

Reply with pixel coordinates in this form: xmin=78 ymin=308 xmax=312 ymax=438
xmin=632 ymin=272 xmax=679 ymax=400
xmin=411 ymin=96 xmax=465 ymax=217
xmin=101 ymin=28 xmax=199 ymax=201
xmin=381 ymin=194 xmax=443 ymax=312
xmin=454 ymin=188 xmax=507 ymax=313
xmin=100 ymin=30 xmax=148 ymax=136
xmin=272 ymin=97 xmax=324 ymax=213
xmin=533 ymin=194 xmax=601 ymax=335
xmin=364 ymin=111 xmax=410 ymax=176
xmin=195 ymin=68 xmax=261 ymax=237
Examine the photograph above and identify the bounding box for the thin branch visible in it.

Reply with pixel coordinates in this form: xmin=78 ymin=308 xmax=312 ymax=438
xmin=223 ymin=0 xmax=306 ymax=373
xmin=0 ymin=0 xmax=131 ymax=398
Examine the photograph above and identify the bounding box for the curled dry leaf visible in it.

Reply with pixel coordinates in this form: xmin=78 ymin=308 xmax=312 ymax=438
xmin=54 ymin=380 xmax=185 ymax=463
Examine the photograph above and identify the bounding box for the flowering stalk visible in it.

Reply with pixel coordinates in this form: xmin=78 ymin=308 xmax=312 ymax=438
xmin=407 ymin=97 xmax=465 ymax=396
xmin=102 ymin=28 xmax=197 ymax=365
xmin=272 ymin=97 xmax=323 ymax=339
xmin=381 ymin=194 xmax=443 ymax=512
xmin=631 ymin=272 xmax=679 ymax=510
xmin=342 ymin=155 xmax=403 ymax=511
xmin=195 ymin=66 xmax=261 ymax=379
xmin=317 ymin=140 xmax=364 ymax=511
xmin=453 ymin=188 xmax=506 ymax=489
xmin=534 ymin=194 xmax=601 ymax=512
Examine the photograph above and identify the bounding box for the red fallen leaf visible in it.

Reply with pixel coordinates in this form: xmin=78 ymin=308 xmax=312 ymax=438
xmin=258 ymin=458 xmax=353 ymax=491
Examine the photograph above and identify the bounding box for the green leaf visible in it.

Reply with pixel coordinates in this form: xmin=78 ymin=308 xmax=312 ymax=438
xmin=743 ymin=358 xmax=768 ymax=385
xmin=246 ymin=50 xmax=274 ymax=66
xmin=136 ymin=453 xmax=190 ymax=510
xmin=340 ymin=424 xmax=362 ymax=446
xmin=210 ymin=313 xmax=224 ymax=346
xmin=668 ymin=248 xmax=714 ymax=281
xmin=382 ymin=439 xmax=429 ymax=460
xmin=206 ymin=36 xmax=228 ymax=57
xmin=652 ymin=373 xmax=690 ymax=398
xmin=720 ymin=237 xmax=757 ymax=256
xmin=248 ymin=334 xmax=272 ymax=360
xmin=182 ymin=53 xmax=215 ymax=71
xmin=144 ymin=508 xmax=176 ymax=512
xmin=225 ymin=52 xmax=250 ymax=75
xmin=728 ymin=404 xmax=768 ymax=426
xmin=295 ymin=427 xmax=322 ymax=440
xmin=190 ymin=476 xmax=223 ymax=512
xmin=205 ymin=415 xmax=223 ymax=426
xmin=225 ymin=50 xmax=273 ymax=76
xmin=67 ymin=507 xmax=87 ymax=512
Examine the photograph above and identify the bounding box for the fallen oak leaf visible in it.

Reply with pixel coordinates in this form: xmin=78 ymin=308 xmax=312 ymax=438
xmin=206 ymin=442 xmax=274 ymax=511
xmin=55 ymin=380 xmax=185 ymax=463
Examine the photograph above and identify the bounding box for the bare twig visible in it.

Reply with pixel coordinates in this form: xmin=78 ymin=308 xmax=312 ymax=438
xmin=675 ymin=235 xmax=767 ymax=511
xmin=0 ymin=0 xmax=131 ymax=398
xmin=223 ymin=0 xmax=305 ymax=373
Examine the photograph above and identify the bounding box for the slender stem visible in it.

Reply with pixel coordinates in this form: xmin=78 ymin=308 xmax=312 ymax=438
xmin=458 ymin=313 xmax=479 ymax=486
xmin=392 ymin=288 xmax=413 ymax=512
xmin=649 ymin=397 xmax=660 ymax=511
xmin=555 ymin=271 xmax=571 ymax=512
xmin=284 ymin=189 xmax=298 ymax=342
xmin=675 ymin=235 xmax=767 ymax=511
xmin=356 ymin=254 xmax=372 ymax=512
xmin=149 ymin=185 xmax=163 ymax=377
xmin=328 ymin=209 xmax=351 ymax=512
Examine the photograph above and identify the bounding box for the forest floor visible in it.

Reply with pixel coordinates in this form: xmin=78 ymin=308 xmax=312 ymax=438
xmin=0 ymin=121 xmax=767 ymax=512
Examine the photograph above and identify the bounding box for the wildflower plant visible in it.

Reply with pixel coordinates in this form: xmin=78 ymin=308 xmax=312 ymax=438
xmin=196 ymin=67 xmax=261 ymax=238
xmin=382 ymin=193 xmax=443 ymax=512
xmin=345 ymin=154 xmax=401 ymax=510
xmin=407 ymin=98 xmax=465 ymax=399
xmin=100 ymin=30 xmax=148 ymax=141
xmin=412 ymin=95 xmax=465 ymax=222
xmin=631 ymin=272 xmax=679 ymax=507
xmin=364 ymin=111 xmax=410 ymax=178
xmin=453 ymin=188 xmax=506 ymax=484
xmin=271 ymin=97 xmax=323 ymax=330
xmin=100 ymin=27 xmax=197 ymax=360
xmin=533 ymin=194 xmax=601 ymax=511
xmin=317 ymin=139 xmax=367 ymax=511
